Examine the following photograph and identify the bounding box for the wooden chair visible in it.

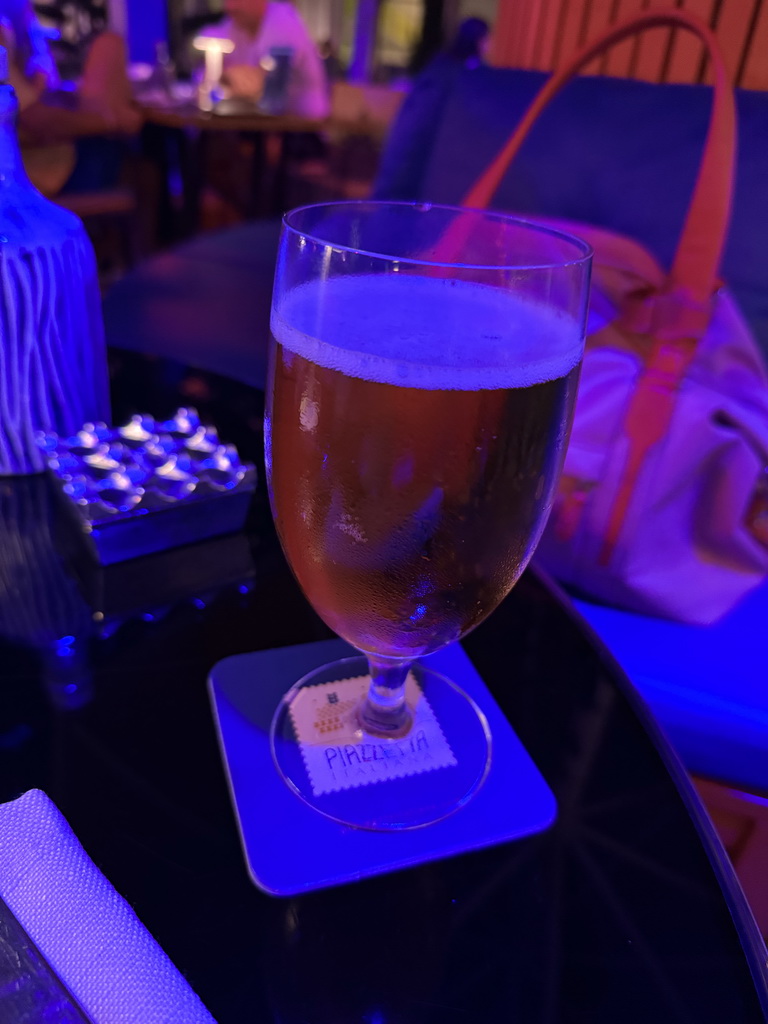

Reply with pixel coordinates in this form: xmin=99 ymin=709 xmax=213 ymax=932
xmin=56 ymin=186 xmax=140 ymax=273
xmin=19 ymin=137 xmax=144 ymax=281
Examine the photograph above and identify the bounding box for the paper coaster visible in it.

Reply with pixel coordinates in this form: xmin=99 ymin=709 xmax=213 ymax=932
xmin=209 ymin=639 xmax=557 ymax=896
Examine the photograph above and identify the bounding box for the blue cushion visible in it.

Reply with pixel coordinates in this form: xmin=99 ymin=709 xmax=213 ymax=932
xmin=377 ymin=66 xmax=768 ymax=355
xmin=573 ymin=583 xmax=768 ymax=794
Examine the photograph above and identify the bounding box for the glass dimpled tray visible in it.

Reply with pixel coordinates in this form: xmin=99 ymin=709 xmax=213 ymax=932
xmin=37 ymin=408 xmax=257 ymax=564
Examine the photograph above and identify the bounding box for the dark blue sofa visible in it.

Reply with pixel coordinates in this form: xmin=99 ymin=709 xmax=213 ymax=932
xmin=375 ymin=65 xmax=768 ymax=801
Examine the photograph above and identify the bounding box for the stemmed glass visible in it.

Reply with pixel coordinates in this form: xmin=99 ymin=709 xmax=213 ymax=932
xmin=266 ymin=201 xmax=591 ymax=830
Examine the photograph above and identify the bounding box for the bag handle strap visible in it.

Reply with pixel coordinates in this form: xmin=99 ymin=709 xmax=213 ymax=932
xmin=462 ymin=9 xmax=736 ymax=309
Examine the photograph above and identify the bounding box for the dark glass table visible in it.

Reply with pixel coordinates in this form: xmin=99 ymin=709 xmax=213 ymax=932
xmin=1 ymin=353 xmax=766 ymax=1024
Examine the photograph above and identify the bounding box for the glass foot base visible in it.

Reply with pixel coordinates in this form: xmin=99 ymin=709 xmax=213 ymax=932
xmin=270 ymin=656 xmax=492 ymax=830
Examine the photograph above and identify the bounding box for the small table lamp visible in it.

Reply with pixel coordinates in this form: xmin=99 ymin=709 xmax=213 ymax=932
xmin=193 ymin=36 xmax=235 ymax=106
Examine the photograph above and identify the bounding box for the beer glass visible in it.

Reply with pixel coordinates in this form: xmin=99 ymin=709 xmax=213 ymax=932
xmin=266 ymin=202 xmax=591 ymax=830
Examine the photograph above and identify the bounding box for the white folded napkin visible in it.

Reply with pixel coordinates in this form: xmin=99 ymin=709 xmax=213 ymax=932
xmin=0 ymin=789 xmax=217 ymax=1024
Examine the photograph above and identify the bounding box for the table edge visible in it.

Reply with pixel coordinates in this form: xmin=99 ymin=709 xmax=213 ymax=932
xmin=531 ymin=563 xmax=768 ymax=1008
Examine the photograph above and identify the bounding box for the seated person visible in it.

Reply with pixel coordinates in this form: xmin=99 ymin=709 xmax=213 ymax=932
xmin=444 ymin=17 xmax=490 ymax=68
xmin=0 ymin=0 xmax=140 ymax=194
xmin=424 ymin=17 xmax=490 ymax=75
xmin=203 ymin=0 xmax=330 ymax=120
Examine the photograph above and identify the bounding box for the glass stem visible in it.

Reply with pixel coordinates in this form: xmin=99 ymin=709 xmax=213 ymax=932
xmin=358 ymin=655 xmax=413 ymax=738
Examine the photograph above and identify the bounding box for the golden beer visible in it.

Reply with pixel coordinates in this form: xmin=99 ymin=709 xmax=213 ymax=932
xmin=267 ymin=274 xmax=581 ymax=659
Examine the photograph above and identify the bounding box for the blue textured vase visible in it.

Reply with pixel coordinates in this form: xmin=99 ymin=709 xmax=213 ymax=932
xmin=0 ymin=52 xmax=110 ymax=476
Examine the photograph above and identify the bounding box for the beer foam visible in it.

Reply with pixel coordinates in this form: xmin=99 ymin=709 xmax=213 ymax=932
xmin=272 ymin=275 xmax=584 ymax=390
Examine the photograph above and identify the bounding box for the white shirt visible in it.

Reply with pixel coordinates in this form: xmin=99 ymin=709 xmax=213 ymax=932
xmin=204 ymin=2 xmax=329 ymax=119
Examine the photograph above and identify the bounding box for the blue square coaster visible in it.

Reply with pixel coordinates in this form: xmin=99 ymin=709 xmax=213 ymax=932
xmin=209 ymin=639 xmax=556 ymax=896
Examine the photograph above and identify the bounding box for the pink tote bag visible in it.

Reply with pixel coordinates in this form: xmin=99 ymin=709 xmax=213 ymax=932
xmin=462 ymin=10 xmax=768 ymax=624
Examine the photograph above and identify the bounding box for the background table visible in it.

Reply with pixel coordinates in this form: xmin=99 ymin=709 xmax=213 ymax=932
xmin=140 ymin=101 xmax=326 ymax=231
xmin=0 ymin=350 xmax=766 ymax=1024
xmin=140 ymin=100 xmax=326 ymax=136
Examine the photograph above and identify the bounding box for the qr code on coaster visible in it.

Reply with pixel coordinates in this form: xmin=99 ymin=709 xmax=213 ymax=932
xmin=288 ymin=674 xmax=457 ymax=796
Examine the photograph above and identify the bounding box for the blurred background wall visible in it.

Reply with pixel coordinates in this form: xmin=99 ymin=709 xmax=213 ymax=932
xmin=492 ymin=0 xmax=767 ymax=90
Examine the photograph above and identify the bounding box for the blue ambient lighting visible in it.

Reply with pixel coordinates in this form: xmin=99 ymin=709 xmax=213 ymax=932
xmin=574 ymin=587 xmax=768 ymax=793
xmin=55 ymin=636 xmax=76 ymax=657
